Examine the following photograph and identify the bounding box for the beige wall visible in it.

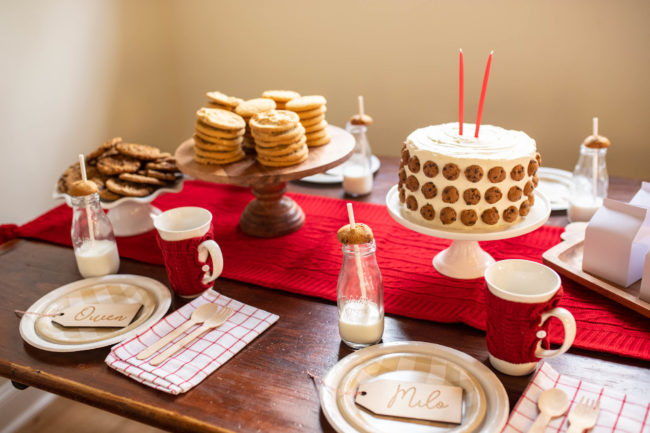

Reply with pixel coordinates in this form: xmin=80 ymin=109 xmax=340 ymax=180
xmin=1 ymin=0 xmax=648 ymax=223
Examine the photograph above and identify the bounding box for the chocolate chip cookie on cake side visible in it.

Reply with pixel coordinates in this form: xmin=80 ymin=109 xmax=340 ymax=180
xmin=398 ymin=122 xmax=541 ymax=230
xmin=286 ymin=95 xmax=331 ymax=147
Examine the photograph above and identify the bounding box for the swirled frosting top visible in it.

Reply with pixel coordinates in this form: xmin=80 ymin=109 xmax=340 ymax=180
xmin=406 ymin=122 xmax=536 ymax=159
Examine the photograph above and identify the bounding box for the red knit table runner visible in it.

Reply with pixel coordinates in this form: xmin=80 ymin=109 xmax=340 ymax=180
xmin=3 ymin=180 xmax=649 ymax=360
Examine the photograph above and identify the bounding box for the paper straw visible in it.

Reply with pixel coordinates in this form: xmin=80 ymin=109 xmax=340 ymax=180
xmin=346 ymin=203 xmax=367 ymax=300
xmin=78 ymin=154 xmax=95 ymax=245
xmin=358 ymin=96 xmax=365 ymax=118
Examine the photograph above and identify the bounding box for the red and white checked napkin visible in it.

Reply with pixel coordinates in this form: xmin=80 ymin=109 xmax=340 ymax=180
xmin=105 ymin=289 xmax=278 ymax=395
xmin=503 ymin=362 xmax=650 ymax=433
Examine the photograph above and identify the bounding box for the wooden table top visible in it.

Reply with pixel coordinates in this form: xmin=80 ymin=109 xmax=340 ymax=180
xmin=0 ymin=156 xmax=647 ymax=433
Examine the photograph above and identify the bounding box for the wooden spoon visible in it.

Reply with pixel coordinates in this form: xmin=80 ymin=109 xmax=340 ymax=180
xmin=528 ymin=388 xmax=570 ymax=433
xmin=136 ymin=303 xmax=220 ymax=360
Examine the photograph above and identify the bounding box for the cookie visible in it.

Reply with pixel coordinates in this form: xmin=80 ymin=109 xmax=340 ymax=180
xmin=442 ymin=186 xmax=459 ymax=203
xmin=399 ymin=188 xmax=406 ymax=203
xmin=336 ymin=223 xmax=373 ymax=245
xmin=306 ymin=135 xmax=331 ymax=147
xmin=300 ymin=114 xmax=325 ymax=127
xmin=349 ymin=113 xmax=373 ymax=126
xmin=508 ymin=186 xmax=523 ymax=202
xmin=421 ymin=182 xmax=437 ymax=199
xmin=98 ymin=188 xmax=121 ymax=201
xmin=487 ymin=166 xmax=506 ymax=183
xmin=257 ymin=146 xmax=309 ymax=167
xmin=194 ymin=151 xmax=246 ymax=165
xmin=503 ymin=206 xmax=519 ymax=223
xmin=206 ymin=91 xmax=244 ymax=109
xmin=197 ymin=107 xmax=246 ymax=131
xmin=532 ymin=175 xmax=539 ymax=188
xmin=294 ymin=106 xmax=326 ymax=119
xmin=96 ymin=155 xmax=141 ymax=175
xmin=406 ymin=195 xmax=418 ymax=211
xmin=256 ymin=137 xmax=307 ymax=157
xmin=194 ymin=146 xmax=245 ymax=161
xmin=420 ymin=204 xmax=435 ymax=221
xmin=118 ymin=173 xmax=166 ymax=186
xmin=116 ymin=142 xmax=161 ymax=161
xmin=146 ymin=160 xmax=178 ymax=172
xmin=463 ymin=188 xmax=481 ymax=205
xmin=464 ymin=165 xmax=484 ymax=183
xmin=87 ymin=137 xmax=121 ymax=162
xmin=523 ymin=181 xmax=534 ymax=195
xmin=235 ymin=98 xmax=276 ymax=118
xmin=147 ymin=169 xmax=178 ymax=181
xmin=527 ymin=193 xmax=535 ymax=206
xmin=442 ymin=163 xmax=460 ymax=180
xmin=304 ymin=120 xmax=328 ymax=134
xmin=481 ymin=207 xmax=500 ymax=225
xmin=460 ymin=209 xmax=478 ymax=226
xmin=423 ymin=161 xmax=438 ymax=178
xmin=250 ymin=110 xmax=300 ymax=132
xmin=252 ymin=125 xmax=305 ymax=145
xmin=408 ymin=155 xmax=420 ymax=173
xmin=106 ymin=178 xmax=152 ymax=197
xmin=401 ymin=146 xmax=410 ymax=165
xmin=305 ymin=128 xmax=329 ymax=141
xmin=440 ymin=207 xmax=457 ymax=225
xmin=285 ymin=95 xmax=327 ymax=112
xmin=485 ymin=187 xmax=503 ymax=204
xmin=510 ymin=164 xmax=525 ymax=181
xmin=528 ymin=159 xmax=539 ymax=176
xmin=195 ymin=120 xmax=245 ymax=139
xmin=68 ymin=180 xmax=98 ymax=197
xmin=262 ymin=90 xmax=301 ymax=104
xmin=398 ymin=167 xmax=407 ymax=183
xmin=535 ymin=152 xmax=542 ymax=166
xmin=405 ymin=175 xmax=419 ymax=192
xmin=520 ymin=199 xmax=531 ymax=216
xmin=194 ymin=133 xmax=243 ymax=149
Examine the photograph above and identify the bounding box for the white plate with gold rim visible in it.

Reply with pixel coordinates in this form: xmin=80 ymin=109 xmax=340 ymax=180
xmin=20 ymin=275 xmax=171 ymax=352
xmin=320 ymin=342 xmax=508 ymax=433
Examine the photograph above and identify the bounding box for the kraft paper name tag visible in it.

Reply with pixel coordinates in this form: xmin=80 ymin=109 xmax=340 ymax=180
xmin=51 ymin=303 xmax=142 ymax=328
xmin=355 ymin=379 xmax=463 ymax=424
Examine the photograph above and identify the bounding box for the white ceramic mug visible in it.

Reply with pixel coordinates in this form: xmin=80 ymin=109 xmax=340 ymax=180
xmin=153 ymin=207 xmax=224 ymax=297
xmin=484 ymin=259 xmax=576 ymax=376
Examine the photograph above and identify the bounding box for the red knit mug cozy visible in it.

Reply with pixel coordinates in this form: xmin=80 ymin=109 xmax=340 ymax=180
xmin=156 ymin=227 xmax=223 ymax=298
xmin=484 ymin=259 xmax=576 ymax=376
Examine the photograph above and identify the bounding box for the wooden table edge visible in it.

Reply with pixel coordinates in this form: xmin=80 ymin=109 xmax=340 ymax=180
xmin=0 ymin=360 xmax=234 ymax=433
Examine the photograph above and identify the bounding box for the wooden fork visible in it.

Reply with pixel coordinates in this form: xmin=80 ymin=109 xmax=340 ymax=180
xmin=149 ymin=306 xmax=234 ymax=366
xmin=567 ymin=397 xmax=600 ymax=433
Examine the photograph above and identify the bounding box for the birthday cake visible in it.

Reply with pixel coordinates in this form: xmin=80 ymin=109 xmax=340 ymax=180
xmin=398 ymin=122 xmax=540 ymax=230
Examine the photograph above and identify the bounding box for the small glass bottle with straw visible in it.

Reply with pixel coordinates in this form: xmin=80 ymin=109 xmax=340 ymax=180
xmin=69 ymin=154 xmax=120 ymax=278
xmin=343 ymin=96 xmax=374 ymax=197
xmin=567 ymin=117 xmax=610 ymax=222
xmin=335 ymin=203 xmax=384 ymax=349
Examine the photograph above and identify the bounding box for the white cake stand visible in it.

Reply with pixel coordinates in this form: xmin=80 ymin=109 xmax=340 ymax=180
xmin=386 ymin=185 xmax=551 ymax=279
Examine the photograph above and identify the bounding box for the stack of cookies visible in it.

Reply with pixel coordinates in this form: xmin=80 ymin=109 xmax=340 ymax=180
xmin=261 ymin=90 xmax=300 ymax=110
xmin=205 ymin=91 xmax=243 ymax=112
xmin=286 ymin=95 xmax=330 ymax=147
xmin=250 ymin=110 xmax=308 ymax=167
xmin=235 ymin=98 xmax=276 ymax=154
xmin=193 ymin=107 xmax=246 ymax=165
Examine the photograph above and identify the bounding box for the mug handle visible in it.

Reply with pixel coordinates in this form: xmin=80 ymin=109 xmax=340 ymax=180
xmin=197 ymin=240 xmax=224 ymax=285
xmin=534 ymin=307 xmax=576 ymax=359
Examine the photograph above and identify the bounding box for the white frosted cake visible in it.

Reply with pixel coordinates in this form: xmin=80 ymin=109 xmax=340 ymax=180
xmin=398 ymin=122 xmax=540 ymax=230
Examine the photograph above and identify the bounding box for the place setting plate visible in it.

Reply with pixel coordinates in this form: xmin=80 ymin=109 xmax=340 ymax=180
xmin=20 ymin=274 xmax=172 ymax=352
xmin=320 ymin=342 xmax=509 ymax=433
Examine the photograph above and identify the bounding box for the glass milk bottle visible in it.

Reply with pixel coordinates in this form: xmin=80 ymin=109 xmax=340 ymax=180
xmin=337 ymin=240 xmax=384 ymax=349
xmin=70 ymin=192 xmax=120 ymax=278
xmin=567 ymin=134 xmax=610 ymax=222
xmin=343 ymin=122 xmax=373 ymax=197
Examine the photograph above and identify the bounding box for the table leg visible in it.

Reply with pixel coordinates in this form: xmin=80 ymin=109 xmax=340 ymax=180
xmin=239 ymin=182 xmax=305 ymax=237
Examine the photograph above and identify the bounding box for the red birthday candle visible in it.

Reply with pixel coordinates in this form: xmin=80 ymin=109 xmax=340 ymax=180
xmin=475 ymin=50 xmax=493 ymax=138
xmin=459 ymin=49 xmax=464 ymax=136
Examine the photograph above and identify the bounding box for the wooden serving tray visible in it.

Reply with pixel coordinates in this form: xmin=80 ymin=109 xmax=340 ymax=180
xmin=543 ymin=238 xmax=650 ymax=318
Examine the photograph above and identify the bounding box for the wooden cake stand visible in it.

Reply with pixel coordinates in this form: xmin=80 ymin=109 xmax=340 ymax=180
xmin=176 ymin=125 xmax=355 ymax=237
